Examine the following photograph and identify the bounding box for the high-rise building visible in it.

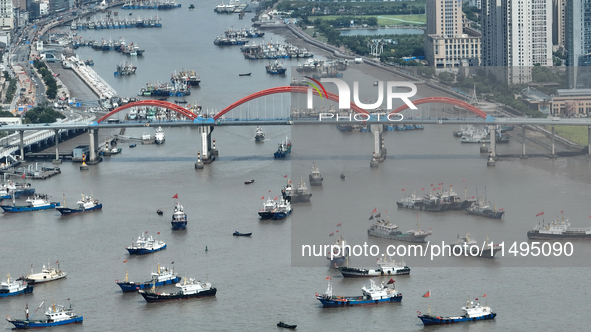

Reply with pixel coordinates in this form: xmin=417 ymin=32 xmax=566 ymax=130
xmin=552 ymin=0 xmax=565 ymax=48
xmin=481 ymin=0 xmax=553 ymax=84
xmin=48 ymin=0 xmax=68 ymax=13
xmin=0 ymin=0 xmax=14 ymax=45
xmin=424 ymin=0 xmax=481 ymax=69
xmin=566 ymin=0 xmax=591 ymax=89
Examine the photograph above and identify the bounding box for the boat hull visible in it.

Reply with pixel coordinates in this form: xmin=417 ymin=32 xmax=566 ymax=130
xmin=7 ymin=316 xmax=83 ymax=329
xmin=117 ymin=276 xmax=181 ymax=292
xmin=56 ymin=204 xmax=102 ymax=215
xmin=526 ymin=231 xmax=591 ymax=239
xmin=317 ymin=294 xmax=402 ymax=307
xmin=126 ymin=244 xmax=167 ymax=255
xmin=274 ymin=146 xmax=291 ymax=158
xmin=139 ymin=288 xmax=217 ymax=302
xmin=0 ymin=285 xmax=33 ymax=297
xmin=24 ymin=274 xmax=66 ymax=284
xmin=284 ymin=194 xmax=312 ymax=203
xmin=309 ymin=175 xmax=323 ymax=186
xmin=418 ymin=313 xmax=496 ymax=325
xmin=1 ymin=203 xmax=59 ymax=212
xmin=171 ymin=221 xmax=187 ymax=230
xmin=367 ymin=229 xmax=430 ymax=243
xmin=338 ymin=267 xmax=410 ymax=277
xmin=466 ymin=209 xmax=504 ymax=219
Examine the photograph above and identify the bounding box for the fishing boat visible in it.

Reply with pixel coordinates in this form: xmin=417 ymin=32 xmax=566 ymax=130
xmin=138 ymin=277 xmax=216 ymax=302
xmin=114 ymin=62 xmax=137 ymax=76
xmin=450 ymin=233 xmax=501 ymax=258
xmin=0 ymin=194 xmax=60 ymax=212
xmin=326 ymin=236 xmax=349 ymax=265
xmin=116 ymin=264 xmax=180 ymax=292
xmin=156 ymin=209 xmax=163 ymax=215
xmin=258 ymin=197 xmax=277 ymax=220
xmin=437 ymin=188 xmax=474 ymax=210
xmin=465 ymin=200 xmax=504 ymax=219
xmin=272 ymin=198 xmax=292 ymax=220
xmin=239 ymin=73 xmax=251 ymax=76
xmin=418 ymin=300 xmax=496 ymax=325
xmin=282 ymin=178 xmax=312 ymax=203
xmin=111 ymin=148 xmax=122 ymax=155
xmin=340 ymin=173 xmax=345 ymax=180
xmin=367 ymin=216 xmax=432 ymax=243
xmin=171 ymin=202 xmax=187 ymax=230
xmin=277 ymin=321 xmax=297 ymax=329
xmin=527 ymin=216 xmax=591 ymax=239
xmin=265 ymin=60 xmax=287 ymax=74
xmin=0 ymin=274 xmax=33 ymax=298
xmin=244 ymin=179 xmax=255 ymax=184
xmin=316 ymin=278 xmax=402 ymax=307
xmin=129 ymin=143 xmax=137 ymax=148
xmin=18 ymin=262 xmax=66 ymax=284
xmin=0 ymin=182 xmax=35 ymax=199
xmin=155 ymin=127 xmax=165 ymax=144
xmin=309 ymin=162 xmax=323 ymax=186
xmin=56 ymin=194 xmax=102 ymax=215
xmin=233 ymin=231 xmax=252 ymax=236
xmin=254 ymin=126 xmax=265 ymax=142
xmin=338 ymin=255 xmax=410 ymax=278
xmin=189 ymin=4 xmax=195 ymax=9
xmin=396 ymin=194 xmax=425 ymax=210
xmin=274 ymin=137 xmax=291 ymax=158
xmin=6 ymin=302 xmax=83 ymax=329
xmin=125 ymin=233 xmax=167 ymax=255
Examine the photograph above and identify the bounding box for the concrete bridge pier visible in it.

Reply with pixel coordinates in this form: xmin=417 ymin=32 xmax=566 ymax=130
xmin=199 ymin=126 xmax=215 ymax=163
xmin=210 ymin=138 xmax=218 ymax=156
xmin=52 ymin=129 xmax=62 ymax=164
xmin=19 ymin=130 xmax=24 ymax=161
xmin=88 ymin=129 xmax=100 ymax=163
xmin=550 ymin=126 xmax=557 ymax=158
xmin=588 ymin=126 xmax=591 ymax=155
xmin=521 ymin=125 xmax=528 ymax=159
xmin=370 ymin=124 xmax=385 ymax=167
xmin=487 ymin=126 xmax=496 ymax=166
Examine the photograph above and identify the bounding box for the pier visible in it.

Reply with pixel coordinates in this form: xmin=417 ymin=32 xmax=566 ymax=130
xmin=63 ymin=55 xmax=117 ymax=99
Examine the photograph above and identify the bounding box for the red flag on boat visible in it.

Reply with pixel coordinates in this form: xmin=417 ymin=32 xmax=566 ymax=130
xmin=123 ymin=260 xmax=127 ymax=263
xmin=336 ymin=230 xmax=339 ymax=233
xmin=462 ymin=179 xmax=465 ymax=182
xmin=171 ymin=261 xmax=174 ymax=264
xmin=421 ymin=188 xmax=424 ymax=190
xmin=172 ymin=194 xmax=178 ymax=199
xmin=269 ymin=190 xmax=271 ymax=192
xmin=157 ymin=232 xmax=160 ymax=234
xmin=371 ymin=208 xmax=377 ymax=214
xmin=55 ymin=261 xmax=58 ymax=264
xmin=288 ymin=180 xmax=291 ymax=184
xmin=430 ymin=184 xmax=433 ymax=186
xmin=325 ymin=276 xmax=330 ymax=280
xmin=433 ymin=188 xmax=436 ymax=191
xmin=450 ymin=185 xmax=452 ymax=187
xmin=387 ymin=278 xmax=395 ymax=284
xmin=284 ymin=175 xmax=288 ymax=178
xmin=422 ymin=290 xmax=430 ymax=298
xmin=402 ymin=188 xmax=405 ymax=191
xmin=438 ymin=183 xmax=443 ymax=185
xmin=260 ymin=196 xmax=264 ymax=200
xmin=337 ymin=223 xmax=342 ymax=226
xmin=329 ymin=232 xmax=334 ymax=236
xmin=483 ymin=294 xmax=486 ymax=297
xmin=475 ymin=298 xmax=478 ymax=301
xmin=145 ymin=231 xmax=148 ymax=234
xmin=21 ymin=173 xmax=25 ymax=179
xmin=274 ymin=196 xmax=278 ymax=200
xmin=560 ymin=210 xmax=563 ymax=213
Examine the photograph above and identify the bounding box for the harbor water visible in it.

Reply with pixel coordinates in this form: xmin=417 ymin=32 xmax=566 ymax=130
xmin=1 ymin=1 xmax=590 ymax=331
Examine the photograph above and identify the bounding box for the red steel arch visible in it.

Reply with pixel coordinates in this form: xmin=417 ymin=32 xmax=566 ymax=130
xmin=389 ymin=97 xmax=488 ymax=119
xmin=96 ymin=100 xmax=198 ymax=123
xmin=213 ymin=86 xmax=370 ymax=120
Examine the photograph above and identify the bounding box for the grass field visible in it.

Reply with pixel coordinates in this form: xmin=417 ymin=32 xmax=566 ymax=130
xmin=547 ymin=125 xmax=589 ymax=146
xmin=310 ymin=14 xmax=426 ymax=26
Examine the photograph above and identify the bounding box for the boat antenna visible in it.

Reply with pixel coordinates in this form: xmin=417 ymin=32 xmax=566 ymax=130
xmin=63 ymin=193 xmax=65 ymax=207
xmin=29 ymin=301 xmax=44 ymax=320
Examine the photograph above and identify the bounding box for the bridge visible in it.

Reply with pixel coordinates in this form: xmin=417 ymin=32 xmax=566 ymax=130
xmin=1 ymin=86 xmax=590 ymax=167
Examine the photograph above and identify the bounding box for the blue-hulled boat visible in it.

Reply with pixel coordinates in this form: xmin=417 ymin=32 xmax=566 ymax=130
xmin=0 ymin=274 xmax=33 ymax=298
xmin=0 ymin=182 xmax=35 ymax=199
xmin=316 ymin=279 xmax=402 ymax=307
xmin=0 ymin=194 xmax=59 ymax=212
xmin=116 ymin=264 xmax=180 ymax=292
xmin=126 ymin=233 xmax=167 ymax=255
xmin=56 ymin=194 xmax=102 ymax=215
xmin=418 ymin=300 xmax=496 ymax=325
xmin=7 ymin=302 xmax=83 ymax=329
xmin=272 ymin=198 xmax=292 ymax=220
xmin=274 ymin=137 xmax=291 ymax=158
xmin=171 ymin=202 xmax=187 ymax=230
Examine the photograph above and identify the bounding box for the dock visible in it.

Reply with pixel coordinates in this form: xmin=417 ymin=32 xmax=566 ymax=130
xmin=64 ymin=55 xmax=117 ymax=99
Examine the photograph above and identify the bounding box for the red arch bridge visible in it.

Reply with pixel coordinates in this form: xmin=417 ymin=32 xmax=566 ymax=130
xmin=7 ymin=86 xmax=582 ymax=167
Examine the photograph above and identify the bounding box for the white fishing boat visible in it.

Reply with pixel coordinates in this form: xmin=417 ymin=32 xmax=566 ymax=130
xmin=19 ymin=262 xmax=67 ymax=284
xmin=155 ymin=127 xmax=165 ymax=144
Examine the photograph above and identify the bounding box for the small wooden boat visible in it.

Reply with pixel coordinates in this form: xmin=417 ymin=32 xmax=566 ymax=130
xmin=158 ymin=97 xmax=167 ymax=101
xmin=156 ymin=209 xmax=163 ymax=215
xmin=129 ymin=144 xmax=137 ymax=148
xmin=175 ymin=100 xmax=187 ymax=104
xmin=277 ymin=321 xmax=296 ymax=329
xmin=233 ymin=231 xmax=252 ymax=236
xmin=244 ymin=179 xmax=254 ymax=184
xmin=239 ymin=73 xmax=251 ymax=76
xmin=340 ymin=173 xmax=345 ymax=180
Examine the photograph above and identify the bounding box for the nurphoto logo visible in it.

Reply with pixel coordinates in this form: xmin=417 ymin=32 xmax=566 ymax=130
xmin=305 ymin=77 xmax=418 ymax=111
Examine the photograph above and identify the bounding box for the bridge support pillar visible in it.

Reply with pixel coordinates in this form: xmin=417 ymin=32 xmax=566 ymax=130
xmin=19 ymin=130 xmax=24 ymax=161
xmin=490 ymin=125 xmax=496 ymax=157
xmin=588 ymin=126 xmax=591 ymax=155
xmin=370 ymin=124 xmax=385 ymax=167
xmin=199 ymin=126 xmax=214 ymax=163
xmin=550 ymin=126 xmax=557 ymax=158
xmin=210 ymin=138 xmax=218 ymax=156
xmin=52 ymin=129 xmax=62 ymax=164
xmin=520 ymin=125 xmax=528 ymax=159
xmin=89 ymin=129 xmax=97 ymax=162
